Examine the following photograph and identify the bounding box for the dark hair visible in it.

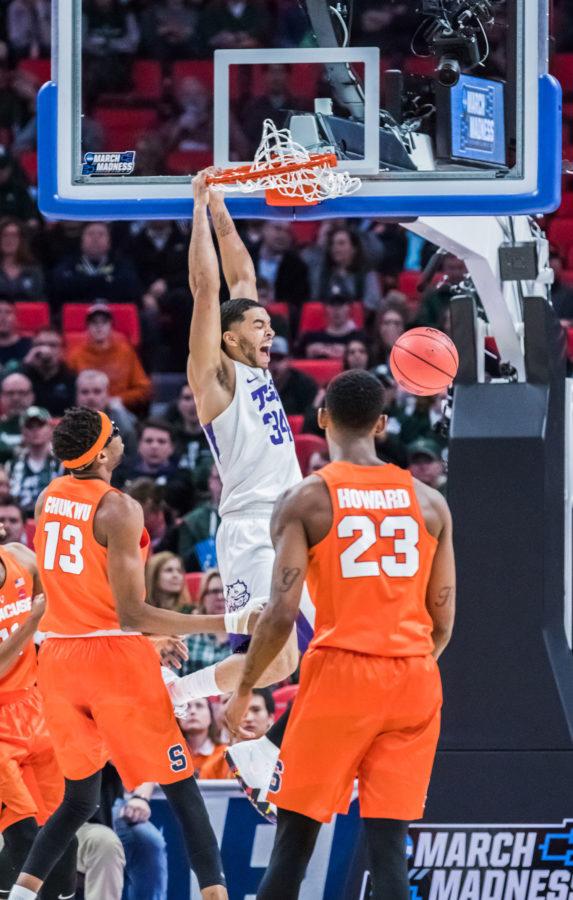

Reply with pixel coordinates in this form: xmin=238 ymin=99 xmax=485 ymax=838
xmin=252 ymin=687 xmax=275 ymax=716
xmin=139 ymin=418 xmax=174 ymax=441
xmin=0 ymin=496 xmax=24 ymax=519
xmin=325 ymin=370 xmax=385 ymax=432
xmin=220 ymin=298 xmax=264 ymax=335
xmin=52 ymin=406 xmax=102 ymax=466
xmin=0 ymin=218 xmax=37 ymax=267
xmin=343 ymin=338 xmax=372 ymax=371
xmin=373 ymin=295 xmax=408 ymax=363
xmin=326 ymin=227 xmax=364 ymax=273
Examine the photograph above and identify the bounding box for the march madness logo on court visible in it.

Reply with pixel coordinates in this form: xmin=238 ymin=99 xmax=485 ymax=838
xmin=225 ymin=580 xmax=250 ymax=611
xmin=384 ymin=821 xmax=573 ymax=900
xmin=82 ymin=151 xmax=136 ymax=176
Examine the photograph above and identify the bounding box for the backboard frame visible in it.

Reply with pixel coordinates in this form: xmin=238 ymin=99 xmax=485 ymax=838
xmin=37 ymin=0 xmax=562 ymax=220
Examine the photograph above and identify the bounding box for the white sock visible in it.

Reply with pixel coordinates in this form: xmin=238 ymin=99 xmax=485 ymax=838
xmin=170 ymin=663 xmax=222 ymax=704
xmin=8 ymin=887 xmax=38 ymax=900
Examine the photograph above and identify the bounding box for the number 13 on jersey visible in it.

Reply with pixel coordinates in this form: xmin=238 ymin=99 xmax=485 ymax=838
xmin=338 ymin=514 xmax=420 ymax=578
xmin=43 ymin=521 xmax=84 ymax=575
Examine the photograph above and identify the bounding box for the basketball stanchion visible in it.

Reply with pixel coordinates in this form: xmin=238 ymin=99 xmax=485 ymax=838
xmin=206 ymin=119 xmax=362 ymax=206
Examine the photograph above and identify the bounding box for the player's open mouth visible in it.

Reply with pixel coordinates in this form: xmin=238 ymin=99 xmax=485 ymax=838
xmin=260 ymin=346 xmax=271 ymax=360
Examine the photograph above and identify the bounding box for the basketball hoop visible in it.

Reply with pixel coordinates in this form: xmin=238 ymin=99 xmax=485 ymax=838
xmin=206 ymin=119 xmax=361 ymax=206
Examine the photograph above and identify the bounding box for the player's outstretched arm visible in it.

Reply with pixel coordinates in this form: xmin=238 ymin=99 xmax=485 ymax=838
xmin=225 ymin=486 xmax=308 ymax=737
xmin=209 ymin=190 xmax=257 ymax=300
xmin=425 ymin=492 xmax=456 ymax=659
xmin=100 ymin=493 xmax=229 ymax=636
xmin=187 ymin=169 xmax=233 ymax=416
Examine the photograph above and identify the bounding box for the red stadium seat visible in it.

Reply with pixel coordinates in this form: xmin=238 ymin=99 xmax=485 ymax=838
xmin=556 ymin=193 xmax=573 ymax=217
xmin=287 ymin=414 xmax=303 ymax=435
xmin=272 ymin=684 xmax=299 ymax=718
xmin=298 ymin=302 xmax=364 ymax=335
xmin=548 ymin=218 xmax=573 ymax=256
xmin=567 ymin=328 xmax=573 ymax=361
xmin=167 ymin=150 xmax=213 ymax=175
xmin=294 ymin=433 xmax=328 ymax=475
xmin=561 ymin=269 xmax=573 ymax=286
xmin=132 ymin=60 xmax=163 ymax=102
xmin=290 ymin=358 xmax=343 ymax=387
xmin=567 ymin=246 xmax=573 ymax=269
xmin=24 ymin=519 xmax=36 ymax=547
xmin=94 ymin=107 xmax=158 ymax=152
xmin=15 ymin=302 xmax=50 ymax=336
xmin=250 ymin=63 xmax=320 ymax=101
xmin=18 ymin=151 xmax=38 ymax=185
xmin=62 ymin=303 xmax=141 ymax=345
xmin=550 ymin=54 xmax=573 ymax=94
xmin=18 ymin=58 xmax=51 ymax=84
xmin=290 ymin=222 xmax=320 ymax=246
xmin=185 ymin=572 xmax=204 ymax=603
xmin=172 ymin=61 xmax=214 ymax=93
xmin=397 ymin=270 xmax=422 ymax=297
xmin=267 ymin=302 xmax=290 ymax=320
xmin=404 ymin=57 xmax=436 ymax=76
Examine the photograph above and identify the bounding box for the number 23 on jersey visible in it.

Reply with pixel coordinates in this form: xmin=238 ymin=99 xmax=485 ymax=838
xmin=338 ymin=514 xmax=420 ymax=579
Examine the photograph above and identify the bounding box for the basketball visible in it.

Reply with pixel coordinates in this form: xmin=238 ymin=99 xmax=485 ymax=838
xmin=390 ymin=327 xmax=459 ymax=396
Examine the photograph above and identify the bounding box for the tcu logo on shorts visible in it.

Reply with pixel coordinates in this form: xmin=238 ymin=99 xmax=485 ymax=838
xmin=225 ymin=580 xmax=250 ymax=612
xmin=268 ymin=759 xmax=284 ymax=795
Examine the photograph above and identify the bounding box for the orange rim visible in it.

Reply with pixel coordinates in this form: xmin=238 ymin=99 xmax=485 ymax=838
xmin=206 ymin=152 xmax=338 ymax=186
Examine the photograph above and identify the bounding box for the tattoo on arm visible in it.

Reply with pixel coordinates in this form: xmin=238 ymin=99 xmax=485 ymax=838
xmin=213 ymin=213 xmax=234 ymax=238
xmin=276 ymin=567 xmax=301 ymax=593
xmin=435 ymin=586 xmax=454 ymax=607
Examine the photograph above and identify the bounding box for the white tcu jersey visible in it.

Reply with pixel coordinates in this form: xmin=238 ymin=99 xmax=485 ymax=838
xmin=203 ymin=360 xmax=302 ymax=517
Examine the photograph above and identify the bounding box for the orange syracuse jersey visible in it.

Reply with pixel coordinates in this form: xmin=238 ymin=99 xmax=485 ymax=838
xmin=35 ymin=476 xmax=150 ymax=635
xmin=0 ymin=547 xmax=36 ymax=692
xmin=307 ymin=461 xmax=437 ymax=657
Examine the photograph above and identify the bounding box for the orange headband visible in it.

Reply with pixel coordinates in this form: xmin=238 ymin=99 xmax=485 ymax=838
xmin=62 ymin=411 xmax=113 ymax=469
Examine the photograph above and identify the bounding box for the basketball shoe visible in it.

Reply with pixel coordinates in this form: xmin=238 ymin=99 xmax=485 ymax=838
xmin=226 ymin=736 xmax=279 ymax=824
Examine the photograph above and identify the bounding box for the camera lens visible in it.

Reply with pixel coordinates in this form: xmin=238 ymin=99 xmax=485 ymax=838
xmin=437 ymin=56 xmax=461 ymax=87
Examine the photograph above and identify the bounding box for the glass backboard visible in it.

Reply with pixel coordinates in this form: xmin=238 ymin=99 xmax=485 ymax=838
xmin=38 ymin=0 xmax=561 ymax=220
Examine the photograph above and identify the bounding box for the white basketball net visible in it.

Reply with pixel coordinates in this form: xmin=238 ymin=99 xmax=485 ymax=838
xmin=211 ymin=119 xmax=362 ymax=204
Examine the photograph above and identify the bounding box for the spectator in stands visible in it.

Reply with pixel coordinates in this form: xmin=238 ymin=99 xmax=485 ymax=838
xmin=0 ymin=371 xmax=34 ymax=456
xmin=549 ymin=249 xmax=573 ymax=324
xmin=307 ymin=448 xmax=329 ymax=475
xmin=140 ymin=0 xmax=200 ymax=60
xmin=7 ymin=406 xmax=61 ymax=515
xmin=249 ymin=221 xmax=310 ymax=306
xmin=0 ymin=146 xmax=36 ymax=221
xmin=0 ymin=298 xmax=31 ymax=372
xmin=133 ymin=133 xmax=167 ymax=178
xmin=177 ymin=462 xmax=221 ymax=572
xmin=399 ymin=393 xmax=446 ymax=448
xmin=416 ymin=252 xmax=466 ymax=327
xmin=51 ymin=222 xmax=142 ymax=305
xmin=0 ymin=469 xmax=11 ymax=503
xmin=298 ymin=295 xmax=366 ymax=359
xmin=127 ymin=220 xmax=189 ymax=308
xmin=7 ymin=0 xmax=51 ymax=61
xmin=181 ymin=569 xmax=231 ymax=676
xmin=343 ymin=338 xmax=372 ymax=371
xmin=0 ymin=65 xmax=37 ymax=142
xmin=145 ymin=551 xmax=192 ymax=612
xmin=268 ymin=336 xmax=318 ymax=415
xmin=76 ymin=368 xmax=138 ymax=474
xmin=0 ymin=497 xmax=26 ymax=543
xmin=111 ymin=780 xmax=168 ymax=900
xmin=67 ymin=304 xmax=151 ymax=413
xmin=407 ymin=438 xmax=447 ymax=495
xmin=197 ymin=0 xmax=270 ymax=53
xmin=243 ymin=63 xmax=309 ymax=154
xmin=372 ymin=296 xmax=408 ymax=365
xmin=82 ymin=0 xmax=140 ymax=101
xmin=178 ymin=697 xmax=227 ymax=777
xmin=201 ymin=689 xmax=275 ymax=779
xmin=21 ymin=328 xmax=76 ymax=416
xmin=360 ymin=220 xmax=408 ymax=276
xmin=0 ymin=218 xmax=45 ymax=301
xmin=126 ymin=421 xmax=194 ymax=513
xmin=126 ymin=478 xmax=177 ymax=552
xmin=163 ymin=76 xmax=249 ymax=161
xmin=165 ymin=383 xmax=213 ymax=481
xmin=310 ymin=226 xmax=382 ymax=311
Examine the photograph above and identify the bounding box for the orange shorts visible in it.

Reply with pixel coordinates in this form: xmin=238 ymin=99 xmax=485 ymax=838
xmin=37 ymin=635 xmax=192 ymax=790
xmin=0 ymin=686 xmax=64 ymax=832
xmin=271 ymin=648 xmax=442 ymax=823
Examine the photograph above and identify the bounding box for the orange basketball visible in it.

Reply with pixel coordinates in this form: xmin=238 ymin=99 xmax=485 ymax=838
xmin=390 ymin=327 xmax=459 ymax=396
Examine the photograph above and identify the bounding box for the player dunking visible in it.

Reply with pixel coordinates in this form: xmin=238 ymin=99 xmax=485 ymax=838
xmin=8 ymin=407 xmax=228 ymax=900
xmin=0 ymin=541 xmax=76 ymax=900
xmin=184 ymin=170 xmax=314 ymax=813
xmin=225 ymin=370 xmax=456 ymax=900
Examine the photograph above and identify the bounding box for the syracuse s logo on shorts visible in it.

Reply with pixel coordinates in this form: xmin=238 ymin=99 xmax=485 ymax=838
xmin=225 ymin=580 xmax=251 ymax=611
